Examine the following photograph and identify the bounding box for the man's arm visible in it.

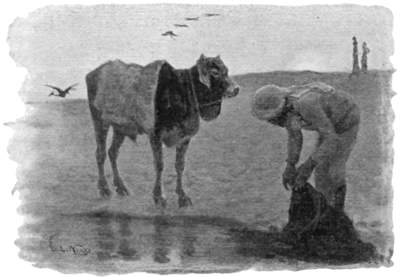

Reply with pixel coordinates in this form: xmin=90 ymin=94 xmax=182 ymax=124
xmin=282 ymin=114 xmax=303 ymax=189
xmin=286 ymin=114 xmax=303 ymax=166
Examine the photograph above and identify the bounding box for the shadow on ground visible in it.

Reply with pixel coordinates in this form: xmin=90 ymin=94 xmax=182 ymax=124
xmin=229 ymin=183 xmax=389 ymax=266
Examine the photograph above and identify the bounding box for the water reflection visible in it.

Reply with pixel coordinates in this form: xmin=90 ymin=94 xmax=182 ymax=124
xmin=26 ymin=210 xmax=379 ymax=273
xmin=180 ymin=226 xmax=196 ymax=258
xmin=20 ymin=210 xmax=256 ymax=273
xmin=88 ymin=211 xmax=244 ymax=265
xmin=117 ymin=214 xmax=139 ymax=261
xmin=94 ymin=211 xmax=139 ymax=261
xmin=152 ymin=216 xmax=171 ymax=263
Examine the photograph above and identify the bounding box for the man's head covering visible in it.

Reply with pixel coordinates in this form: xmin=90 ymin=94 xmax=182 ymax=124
xmin=251 ymin=84 xmax=290 ymax=121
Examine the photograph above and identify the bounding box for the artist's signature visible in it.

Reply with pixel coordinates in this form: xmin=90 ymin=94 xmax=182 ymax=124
xmin=48 ymin=234 xmax=91 ymax=256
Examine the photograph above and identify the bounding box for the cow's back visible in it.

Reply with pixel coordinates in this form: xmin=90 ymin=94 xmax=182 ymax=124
xmin=86 ymin=59 xmax=166 ymax=133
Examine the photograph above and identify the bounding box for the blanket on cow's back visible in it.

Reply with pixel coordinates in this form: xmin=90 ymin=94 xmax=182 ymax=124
xmin=93 ymin=59 xmax=167 ymax=133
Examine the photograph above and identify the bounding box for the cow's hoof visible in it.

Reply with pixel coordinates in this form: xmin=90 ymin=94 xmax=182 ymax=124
xmin=113 ymin=177 xmax=129 ymax=197
xmin=154 ymin=195 xmax=167 ymax=208
xmin=178 ymin=195 xmax=192 ymax=208
xmin=99 ymin=187 xmax=112 ymax=199
xmin=98 ymin=179 xmax=111 ymax=199
xmin=116 ymin=186 xmax=130 ymax=197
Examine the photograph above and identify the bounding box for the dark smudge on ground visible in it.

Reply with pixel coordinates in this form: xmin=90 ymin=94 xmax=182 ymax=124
xmin=229 ymin=183 xmax=388 ymax=266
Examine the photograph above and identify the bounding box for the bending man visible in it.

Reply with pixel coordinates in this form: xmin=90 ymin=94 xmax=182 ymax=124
xmin=251 ymin=82 xmax=360 ymax=211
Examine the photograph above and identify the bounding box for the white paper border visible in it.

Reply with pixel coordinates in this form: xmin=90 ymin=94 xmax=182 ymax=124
xmin=1 ymin=0 xmax=398 ymax=276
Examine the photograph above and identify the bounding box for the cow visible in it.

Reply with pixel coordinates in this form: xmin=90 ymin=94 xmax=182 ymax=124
xmin=86 ymin=54 xmax=239 ymax=208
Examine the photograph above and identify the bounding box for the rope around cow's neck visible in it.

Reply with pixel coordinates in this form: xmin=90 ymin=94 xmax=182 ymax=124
xmin=188 ymin=68 xmax=222 ymax=109
xmin=188 ymin=68 xmax=200 ymax=112
xmin=199 ymin=99 xmax=222 ymax=107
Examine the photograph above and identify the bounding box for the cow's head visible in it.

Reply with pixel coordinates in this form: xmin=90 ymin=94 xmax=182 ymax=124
xmin=195 ymin=54 xmax=240 ymax=121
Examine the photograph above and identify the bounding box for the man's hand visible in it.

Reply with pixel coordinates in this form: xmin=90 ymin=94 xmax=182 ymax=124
xmin=282 ymin=163 xmax=296 ymax=190
xmin=293 ymin=158 xmax=317 ymax=190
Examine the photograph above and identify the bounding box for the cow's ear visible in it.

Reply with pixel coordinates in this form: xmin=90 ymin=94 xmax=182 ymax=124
xmin=197 ymin=58 xmax=210 ymax=89
xmin=198 ymin=64 xmax=210 ymax=89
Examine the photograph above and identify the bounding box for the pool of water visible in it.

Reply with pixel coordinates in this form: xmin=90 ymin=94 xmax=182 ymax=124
xmin=17 ymin=210 xmax=285 ymax=274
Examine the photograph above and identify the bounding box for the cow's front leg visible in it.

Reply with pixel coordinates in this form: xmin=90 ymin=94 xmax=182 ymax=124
xmin=176 ymin=139 xmax=192 ymax=208
xmin=150 ymin=133 xmax=167 ymax=208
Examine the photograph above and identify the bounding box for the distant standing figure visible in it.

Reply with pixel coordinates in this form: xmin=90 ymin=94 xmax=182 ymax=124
xmin=351 ymin=36 xmax=360 ymax=76
xmin=361 ymin=42 xmax=370 ymax=73
xmin=251 ymin=82 xmax=360 ymax=211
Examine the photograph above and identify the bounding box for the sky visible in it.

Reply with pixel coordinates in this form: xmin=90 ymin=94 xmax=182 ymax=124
xmin=7 ymin=4 xmax=394 ymax=100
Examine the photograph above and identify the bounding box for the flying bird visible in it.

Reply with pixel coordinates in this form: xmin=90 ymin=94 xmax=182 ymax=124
xmin=185 ymin=17 xmax=199 ymax=21
xmin=174 ymin=24 xmax=189 ymax=28
xmin=204 ymin=13 xmax=220 ymax=17
xmin=161 ymin=31 xmax=178 ymax=39
xmin=45 ymin=83 xmax=78 ymax=98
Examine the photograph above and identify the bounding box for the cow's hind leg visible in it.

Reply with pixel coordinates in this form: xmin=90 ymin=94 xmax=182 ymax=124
xmin=108 ymin=129 xmax=129 ymax=196
xmin=175 ymin=139 xmax=192 ymax=208
xmin=94 ymin=121 xmax=111 ymax=198
xmin=149 ymin=132 xmax=167 ymax=208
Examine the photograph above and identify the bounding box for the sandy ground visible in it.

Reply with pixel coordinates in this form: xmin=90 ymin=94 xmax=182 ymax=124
xmin=9 ymin=70 xmax=393 ymax=273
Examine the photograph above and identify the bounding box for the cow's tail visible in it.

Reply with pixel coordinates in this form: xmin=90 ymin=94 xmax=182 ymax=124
xmin=86 ymin=69 xmax=102 ymax=121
